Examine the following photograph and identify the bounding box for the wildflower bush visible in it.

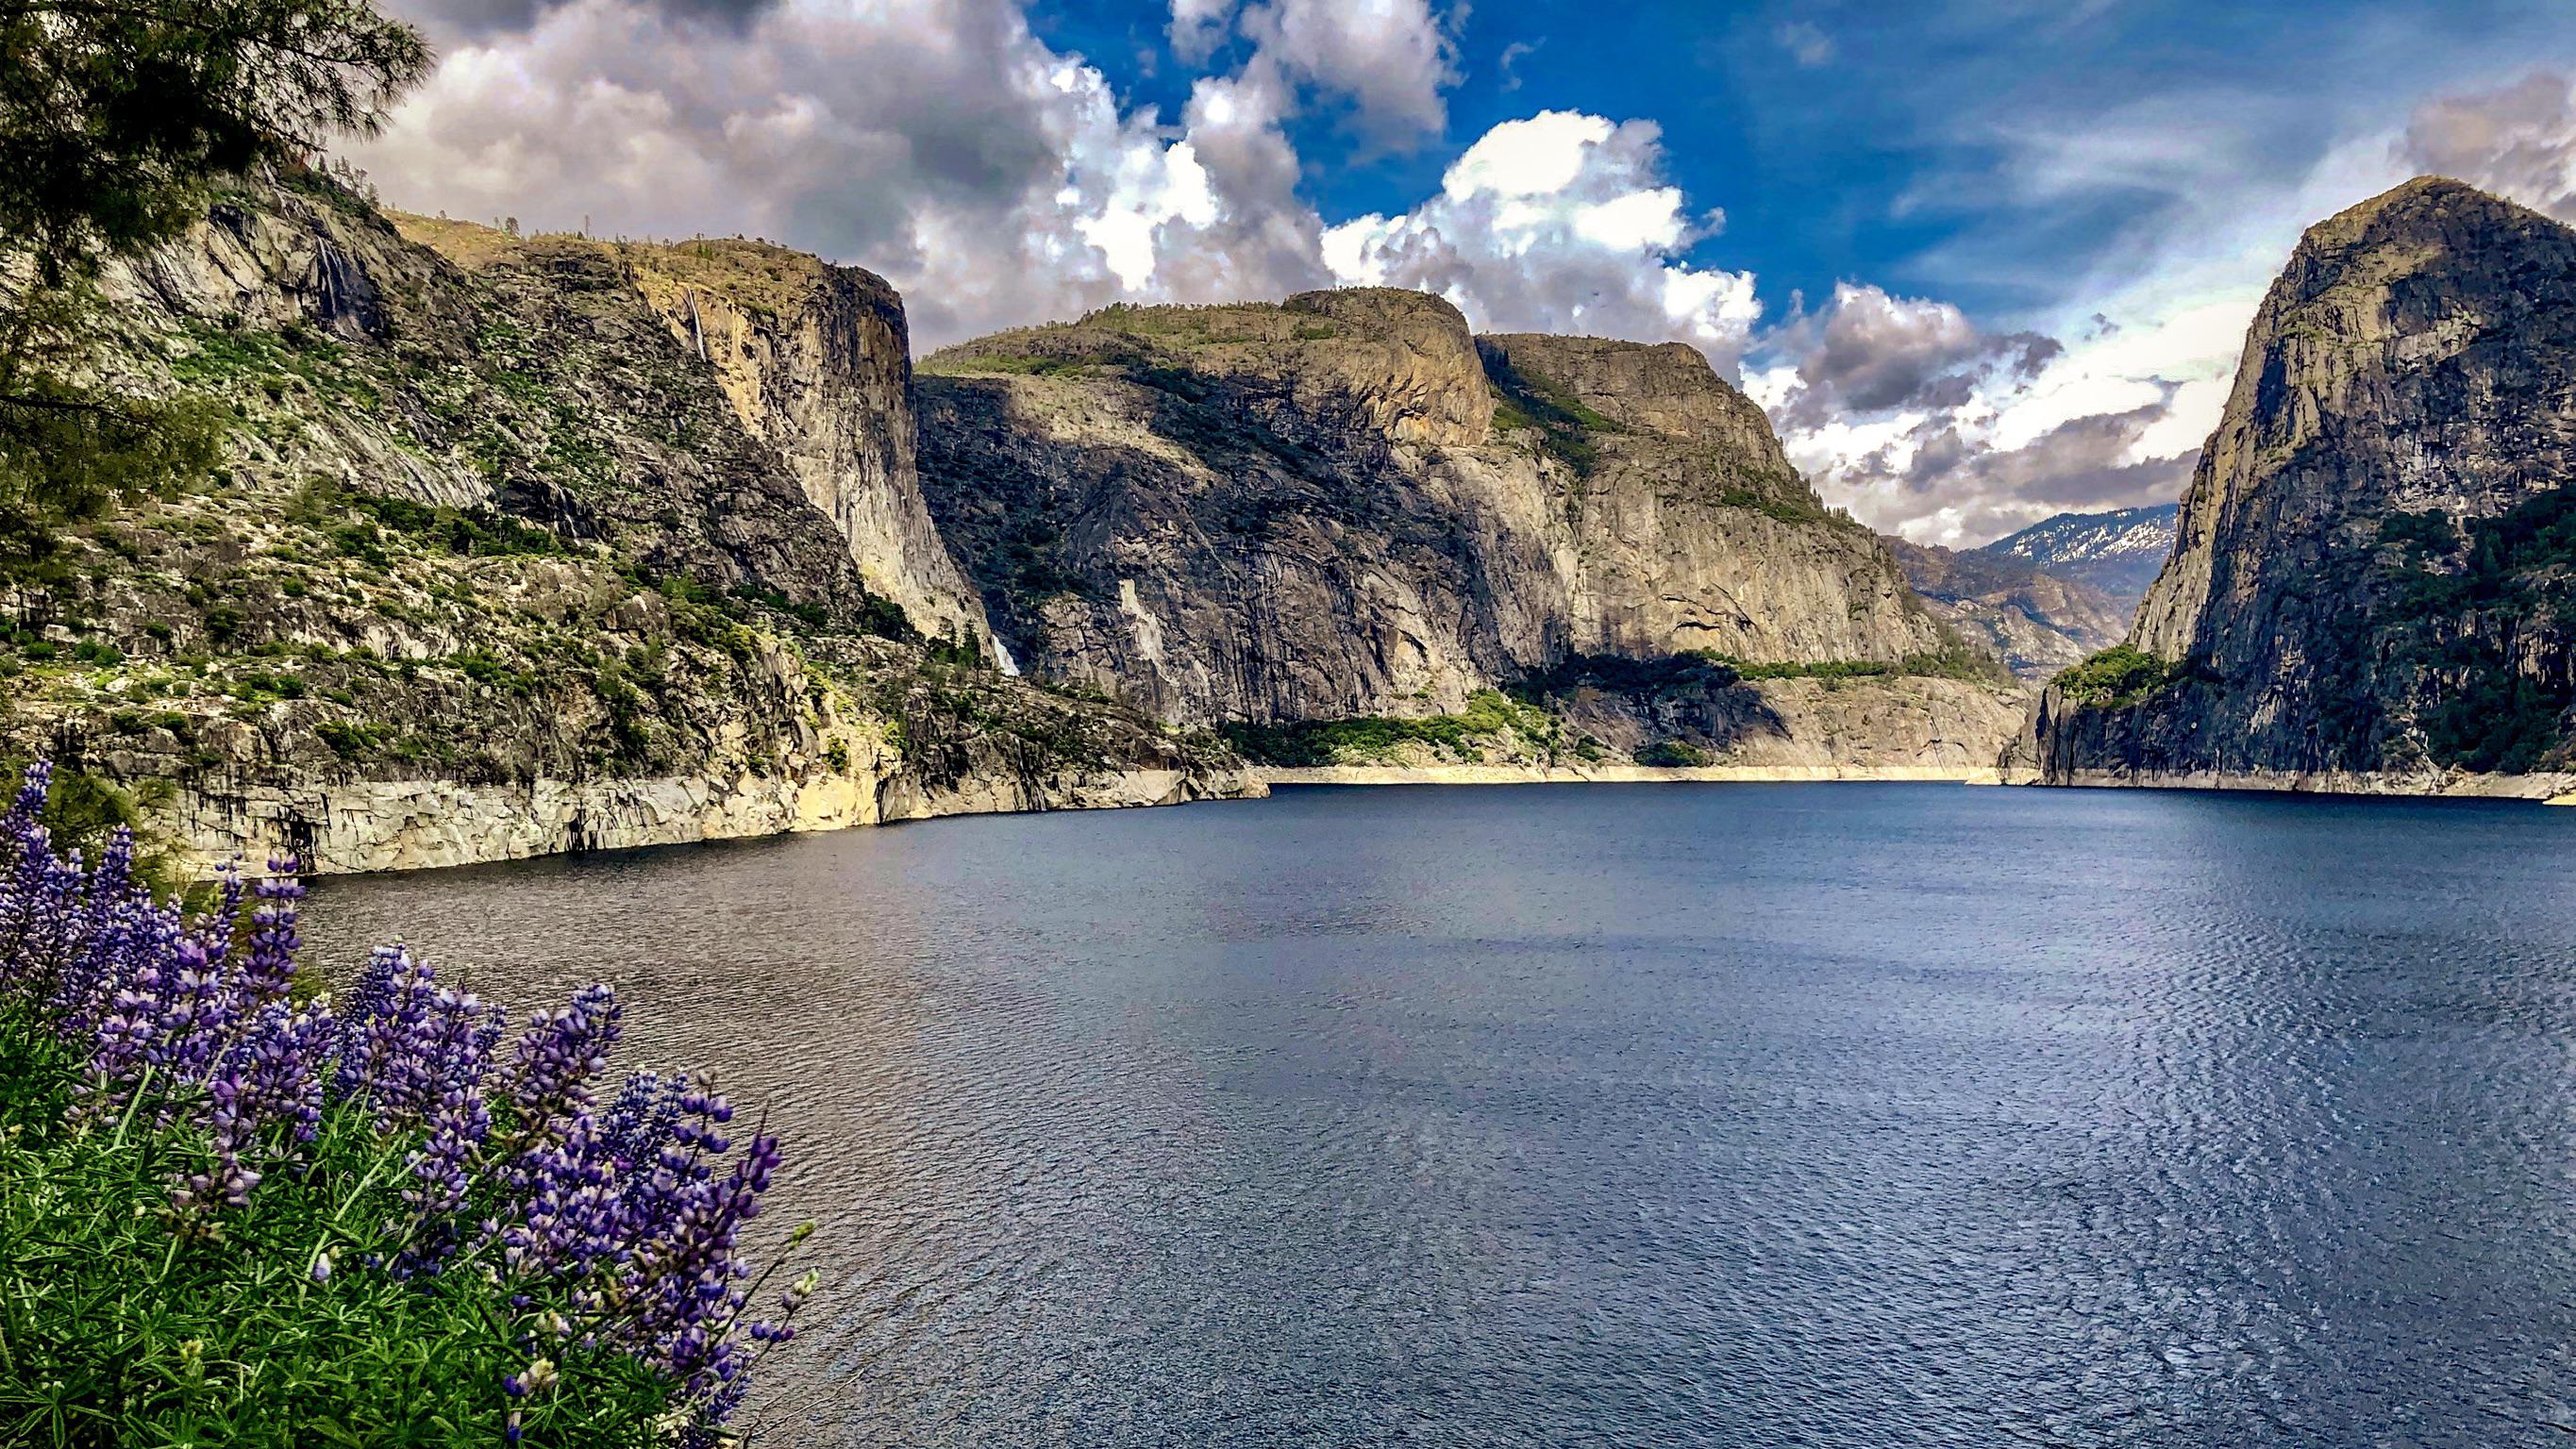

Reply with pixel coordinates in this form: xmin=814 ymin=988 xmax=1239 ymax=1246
xmin=0 ymin=764 xmax=813 ymax=1446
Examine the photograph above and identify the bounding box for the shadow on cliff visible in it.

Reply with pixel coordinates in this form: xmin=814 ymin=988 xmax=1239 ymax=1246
xmin=1508 ymin=653 xmax=1793 ymax=757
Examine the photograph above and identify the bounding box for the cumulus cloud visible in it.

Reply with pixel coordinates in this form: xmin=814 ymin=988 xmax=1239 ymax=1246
xmin=1804 ymin=405 xmax=2197 ymax=548
xmin=1750 ymin=281 xmax=2209 ymax=544
xmin=1767 ymin=283 xmax=2054 ymax=424
xmin=1168 ymin=0 xmax=1234 ymax=65
xmin=354 ymin=0 xmax=1344 ymax=344
xmin=347 ymin=0 xmax=2576 ymax=549
xmin=1165 ymin=0 xmax=1461 ymax=142
xmin=1322 ymin=111 xmax=1763 ymax=363
xmin=2399 ymin=70 xmax=2576 ymax=221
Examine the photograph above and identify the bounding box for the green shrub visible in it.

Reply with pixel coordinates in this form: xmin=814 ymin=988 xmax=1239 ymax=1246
xmin=2052 ymin=645 xmax=2183 ymax=707
xmin=314 ymin=720 xmax=380 ymax=758
xmin=1221 ymin=690 xmax=1556 ymax=765
xmin=1634 ymin=739 xmax=1712 ymax=767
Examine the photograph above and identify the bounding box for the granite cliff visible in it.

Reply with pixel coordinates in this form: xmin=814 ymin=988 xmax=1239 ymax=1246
xmin=912 ymin=290 xmax=2017 ymax=765
xmin=9 ymin=175 xmax=1253 ymax=874
xmin=16 ymin=174 xmax=2047 ymax=877
xmin=2013 ymin=178 xmax=2576 ymax=796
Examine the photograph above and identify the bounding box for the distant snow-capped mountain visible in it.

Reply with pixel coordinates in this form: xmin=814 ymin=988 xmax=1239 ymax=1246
xmin=1969 ymin=503 xmax=2179 ymax=610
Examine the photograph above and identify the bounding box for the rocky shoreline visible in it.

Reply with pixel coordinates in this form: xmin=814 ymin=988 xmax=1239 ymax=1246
xmin=1263 ymin=763 xmax=2004 ymax=787
xmin=172 ymin=761 xmax=1266 ymax=875
xmin=169 ymin=747 xmax=2574 ymax=880
xmin=1996 ymin=765 xmax=2576 ymax=805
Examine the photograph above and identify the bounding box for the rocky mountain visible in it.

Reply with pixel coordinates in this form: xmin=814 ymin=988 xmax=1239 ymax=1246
xmin=910 ymin=290 xmax=2022 ymax=762
xmin=1973 ymin=504 xmax=2179 ymax=611
xmin=1884 ymin=536 xmax=2128 ymax=678
xmin=11 ymin=171 xmax=2049 ymax=878
xmin=10 ymin=174 xmax=1254 ymax=874
xmin=2014 ymin=177 xmax=2576 ymax=794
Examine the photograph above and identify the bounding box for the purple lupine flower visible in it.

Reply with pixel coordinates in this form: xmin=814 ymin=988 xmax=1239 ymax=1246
xmin=149 ymin=934 xmax=236 ymax=1081
xmin=225 ymin=998 xmax=336 ymax=1148
xmin=5 ymin=845 xmax=79 ymax=1005
xmin=618 ymin=1120 xmax=784 ymax=1407
xmin=600 ymin=1069 xmax=681 ymax=1172
xmin=500 ymin=984 xmax=620 ymax=1142
xmin=197 ymin=860 xmax=245 ymax=969
xmin=336 ymin=950 xmax=502 ymax=1130
xmin=497 ymin=1109 xmax=630 ymax=1285
xmin=53 ymin=884 xmax=176 ymax=1046
xmin=393 ymin=1077 xmax=493 ymax=1277
xmin=0 ymin=762 xmax=57 ymax=984
xmin=0 ymin=761 xmax=816 ymax=1440
xmin=329 ymin=943 xmax=407 ymax=1104
xmin=239 ymin=859 xmax=305 ymax=1006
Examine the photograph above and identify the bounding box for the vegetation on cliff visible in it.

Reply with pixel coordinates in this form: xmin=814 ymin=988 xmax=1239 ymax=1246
xmin=0 ymin=765 xmax=814 ymax=1444
xmin=1223 ymin=641 xmax=2013 ymax=768
xmin=2313 ymin=491 xmax=2576 ymax=773
xmin=2049 ymin=646 xmax=2185 ymax=708
xmin=0 ymin=0 xmax=426 ymax=578
xmin=0 ymin=172 xmax=1240 ymax=868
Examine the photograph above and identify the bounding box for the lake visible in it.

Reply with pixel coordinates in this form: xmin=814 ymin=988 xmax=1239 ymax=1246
xmin=305 ymin=782 xmax=2576 ymax=1447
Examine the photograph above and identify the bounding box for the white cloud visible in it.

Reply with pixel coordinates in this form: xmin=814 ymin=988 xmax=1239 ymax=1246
xmin=1167 ymin=0 xmax=1460 ymax=143
xmin=354 ymin=0 xmax=1343 ymax=345
xmin=1245 ymin=0 xmax=1459 ymax=142
xmin=1445 ymin=110 xmax=1608 ymax=199
xmin=1168 ymin=0 xmax=1235 ymax=65
xmin=2400 ymin=70 xmax=2576 ymax=221
xmin=1323 ymin=110 xmax=1761 ymax=361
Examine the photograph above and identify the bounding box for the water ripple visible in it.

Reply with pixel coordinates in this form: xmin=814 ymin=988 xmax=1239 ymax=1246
xmin=307 ymin=784 xmax=2576 ymax=1447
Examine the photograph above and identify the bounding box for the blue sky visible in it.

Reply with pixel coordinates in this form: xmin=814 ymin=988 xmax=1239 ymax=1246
xmin=1022 ymin=0 xmax=2576 ymax=323
xmin=360 ymin=0 xmax=2576 ymax=541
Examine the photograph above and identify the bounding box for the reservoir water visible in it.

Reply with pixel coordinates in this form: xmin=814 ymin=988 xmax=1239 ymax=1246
xmin=305 ymin=782 xmax=2576 ymax=1447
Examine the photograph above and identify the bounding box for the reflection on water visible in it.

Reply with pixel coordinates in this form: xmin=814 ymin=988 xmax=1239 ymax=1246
xmin=306 ymin=783 xmax=2576 ymax=1447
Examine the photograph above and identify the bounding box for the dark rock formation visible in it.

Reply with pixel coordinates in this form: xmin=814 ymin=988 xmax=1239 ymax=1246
xmin=2014 ymin=177 xmax=2576 ymax=791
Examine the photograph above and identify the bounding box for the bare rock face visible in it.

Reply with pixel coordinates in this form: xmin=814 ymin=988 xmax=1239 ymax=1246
xmin=622 ymin=243 xmax=999 ymax=658
xmin=1280 ymin=288 xmax=1494 ymax=446
xmin=2016 ymin=177 xmax=2576 ymax=788
xmin=1479 ymin=331 xmax=1947 ymax=669
xmin=917 ymin=296 xmax=1956 ymax=726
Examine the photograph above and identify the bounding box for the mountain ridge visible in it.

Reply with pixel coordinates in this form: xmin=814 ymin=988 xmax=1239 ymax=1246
xmin=1970 ymin=503 xmax=2179 ymax=611
xmin=912 ymin=290 xmax=2026 ymax=765
xmin=8 ymin=174 xmax=2044 ymax=872
xmin=1884 ymin=535 xmax=2127 ymax=678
